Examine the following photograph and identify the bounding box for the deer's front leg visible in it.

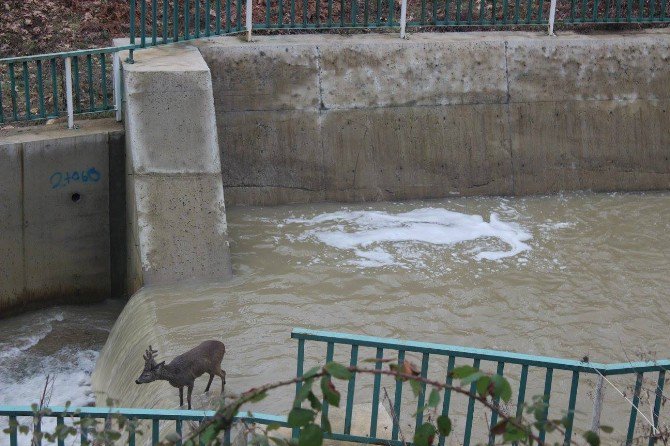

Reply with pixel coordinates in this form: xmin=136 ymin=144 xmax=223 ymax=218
xmin=179 ymin=387 xmax=184 ymax=407
xmin=187 ymin=384 xmax=194 ymax=410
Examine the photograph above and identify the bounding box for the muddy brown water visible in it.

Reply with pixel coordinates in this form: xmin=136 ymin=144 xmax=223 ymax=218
xmin=3 ymin=191 xmax=669 ymax=444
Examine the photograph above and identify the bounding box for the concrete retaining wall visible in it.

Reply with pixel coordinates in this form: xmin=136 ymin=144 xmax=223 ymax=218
xmin=0 ymin=120 xmax=126 ymax=315
xmin=196 ymin=30 xmax=670 ymax=206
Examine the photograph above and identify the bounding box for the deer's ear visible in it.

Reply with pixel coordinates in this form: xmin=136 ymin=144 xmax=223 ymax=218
xmin=155 ymin=361 xmax=165 ymax=370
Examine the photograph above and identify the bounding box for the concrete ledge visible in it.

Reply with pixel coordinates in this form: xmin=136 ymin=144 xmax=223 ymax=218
xmin=122 ymin=44 xmax=232 ymax=289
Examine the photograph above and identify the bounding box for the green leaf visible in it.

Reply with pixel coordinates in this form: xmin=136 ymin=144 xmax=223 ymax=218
xmin=427 ymin=389 xmax=440 ymax=408
xmin=299 ymin=424 xmax=323 ymax=446
xmin=600 ymin=425 xmax=614 ymax=434
xmin=460 ymin=371 xmax=485 ymax=386
xmin=320 ymin=376 xmax=341 ymax=407
xmin=288 ymin=408 xmax=316 ymax=427
xmin=413 ymin=423 xmax=437 ymax=446
xmin=294 ymin=379 xmax=314 ymax=406
xmin=324 ymin=362 xmax=353 ymax=380
xmin=476 ymin=376 xmax=492 ymax=397
xmin=307 ymin=391 xmax=322 ymax=411
xmin=583 ymin=431 xmax=600 ymax=446
xmin=436 ymin=416 xmax=452 ymax=436
xmin=490 ymin=375 xmax=512 ymax=403
xmin=303 ymin=366 xmax=321 ymax=380
xmin=449 ymin=365 xmax=479 ymax=379
xmin=266 ymin=423 xmax=281 ymax=432
xmin=410 ymin=379 xmax=423 ymax=397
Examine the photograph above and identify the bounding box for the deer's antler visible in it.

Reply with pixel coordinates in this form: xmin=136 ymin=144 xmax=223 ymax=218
xmin=143 ymin=346 xmax=158 ymax=363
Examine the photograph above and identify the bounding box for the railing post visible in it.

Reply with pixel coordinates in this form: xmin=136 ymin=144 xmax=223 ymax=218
xmin=400 ymin=0 xmax=408 ymax=38
xmin=590 ymin=375 xmax=604 ymax=432
xmin=246 ymin=0 xmax=253 ymax=41
xmin=548 ymin=0 xmax=557 ymax=34
xmin=64 ymin=57 xmax=75 ymax=129
xmin=128 ymin=0 xmax=136 ymax=63
xmin=113 ymin=52 xmax=122 ymax=122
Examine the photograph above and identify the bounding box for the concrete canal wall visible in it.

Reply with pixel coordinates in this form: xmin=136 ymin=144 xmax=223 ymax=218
xmin=197 ymin=30 xmax=670 ymax=205
xmin=0 ymin=119 xmax=126 ymax=315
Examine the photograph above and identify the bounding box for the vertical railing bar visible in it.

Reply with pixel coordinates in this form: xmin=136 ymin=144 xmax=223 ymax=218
xmin=22 ymin=61 xmax=31 ymax=121
xmin=593 ymin=0 xmax=600 ymax=20
xmin=467 ymin=0 xmax=474 ymax=24
xmin=237 ymin=0 xmax=242 ymax=31
xmin=503 ymin=0 xmax=509 ymax=22
xmin=196 ymin=0 xmax=201 ymax=38
xmin=303 ymin=0 xmax=309 ymax=26
xmin=391 ymin=350 xmax=406 ymax=441
xmin=437 ymin=356 xmax=455 ymax=446
xmin=176 ymin=419 xmax=183 ymax=446
xmin=72 ymin=56 xmax=81 ymax=113
xmin=86 ymin=54 xmax=94 ymax=111
xmin=487 ymin=362 xmax=505 ymax=446
xmin=266 ymin=0 xmax=272 ymax=27
xmin=129 ymin=418 xmax=137 ymax=446
xmin=445 ymin=0 xmax=451 ymax=23
xmin=570 ymin=0 xmax=576 ymax=21
xmin=292 ymin=338 xmax=305 ymax=439
xmin=414 ymin=353 xmax=430 ymax=429
xmin=34 ymin=415 xmax=42 ymax=446
xmin=512 ymin=364 xmax=528 ymax=446
xmin=626 ymin=373 xmax=644 ymax=445
xmin=101 ymin=54 xmax=108 ymax=110
xmin=432 ymin=0 xmax=437 ymax=24
xmin=80 ymin=417 xmax=88 ymax=445
xmin=638 ymin=0 xmax=644 ymax=20
xmin=341 ymin=0 xmax=346 ymax=25
xmin=226 ymin=0 xmax=232 ymax=32
xmin=224 ymin=428 xmax=232 ymax=446
xmin=648 ymin=370 xmax=665 ymax=446
xmin=279 ymin=0 xmax=285 ymax=26
xmin=563 ymin=371 xmax=580 ymax=445
xmin=141 ymin=0 xmax=147 ymax=47
xmin=492 ymin=0 xmax=498 ymax=23
xmin=56 ymin=415 xmax=65 ymax=446
xmin=0 ymin=67 xmax=5 ymax=123
xmin=376 ymin=0 xmax=381 ymax=25
xmin=538 ymin=368 xmax=554 ymax=443
xmin=9 ymin=415 xmax=18 ymax=446
xmin=37 ymin=60 xmax=46 ymax=118
xmin=216 ymin=0 xmax=222 ymax=33
xmin=479 ymin=0 xmax=486 ymax=25
xmin=206 ymin=0 xmax=212 ymax=35
xmin=9 ymin=63 xmax=18 ymax=121
xmin=163 ymin=0 xmax=169 ymax=42
xmin=152 ymin=419 xmax=160 ymax=445
xmin=525 ymin=0 xmax=532 ymax=23
xmin=364 ymin=0 xmax=369 ymax=25
xmin=514 ymin=0 xmax=521 ymax=22
xmin=65 ymin=57 xmax=74 ymax=129
xmin=129 ymin=0 xmax=136 ymax=62
xmin=152 ymin=0 xmax=158 ymax=44
xmin=590 ymin=375 xmax=604 ymax=432
xmin=321 ymin=342 xmax=335 ymax=428
xmin=246 ymin=0 xmax=253 ymax=40
xmin=174 ymin=0 xmax=180 ymax=41
xmin=462 ymin=357 xmax=480 ymax=446
xmin=421 ymin=0 xmax=426 ymax=24
xmin=369 ymin=347 xmax=384 ymax=438
xmin=185 ymin=0 xmax=191 ymax=38
xmin=344 ymin=345 xmax=359 ymax=435
xmin=456 ymin=0 xmax=462 ymax=24
xmin=328 ymin=0 xmax=333 ymax=26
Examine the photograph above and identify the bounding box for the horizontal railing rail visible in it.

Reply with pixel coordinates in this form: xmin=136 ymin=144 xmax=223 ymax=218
xmin=0 ymin=45 xmax=134 ymax=127
xmin=291 ymin=328 xmax=668 ymax=446
xmin=0 ymin=406 xmax=287 ymax=446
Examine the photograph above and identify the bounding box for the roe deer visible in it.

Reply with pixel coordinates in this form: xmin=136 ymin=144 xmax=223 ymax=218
xmin=135 ymin=341 xmax=226 ymax=409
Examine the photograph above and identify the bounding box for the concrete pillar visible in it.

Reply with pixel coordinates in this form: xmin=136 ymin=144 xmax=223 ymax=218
xmin=122 ymin=44 xmax=232 ymax=292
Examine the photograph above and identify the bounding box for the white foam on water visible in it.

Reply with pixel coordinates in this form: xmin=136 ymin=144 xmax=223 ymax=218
xmin=285 ymin=207 xmax=533 ymax=267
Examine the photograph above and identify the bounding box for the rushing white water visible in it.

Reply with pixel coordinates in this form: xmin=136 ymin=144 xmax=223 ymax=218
xmin=285 ymin=207 xmax=533 ymax=266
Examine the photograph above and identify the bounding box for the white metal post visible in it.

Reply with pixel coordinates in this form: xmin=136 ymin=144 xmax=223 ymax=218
xmin=590 ymin=375 xmax=604 ymax=432
xmin=548 ymin=0 xmax=557 ymax=35
xmin=64 ymin=57 xmax=75 ymax=129
xmin=246 ymin=0 xmax=253 ymax=42
xmin=113 ymin=52 xmax=122 ymax=122
xmin=400 ymin=0 xmax=408 ymax=39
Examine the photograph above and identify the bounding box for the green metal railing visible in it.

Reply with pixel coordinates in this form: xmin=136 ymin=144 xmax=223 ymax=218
xmin=291 ymin=328 xmax=669 ymax=446
xmin=0 ymin=329 xmax=668 ymax=444
xmin=127 ymin=0 xmax=670 ymax=47
xmin=0 ymin=406 xmax=286 ymax=446
xmin=0 ymin=46 xmax=133 ymax=127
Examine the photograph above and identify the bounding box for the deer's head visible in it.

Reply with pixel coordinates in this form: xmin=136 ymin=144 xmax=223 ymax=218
xmin=135 ymin=346 xmax=165 ymax=384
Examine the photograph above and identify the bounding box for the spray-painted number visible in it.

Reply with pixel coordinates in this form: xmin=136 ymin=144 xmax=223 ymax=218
xmin=50 ymin=167 xmax=101 ymax=190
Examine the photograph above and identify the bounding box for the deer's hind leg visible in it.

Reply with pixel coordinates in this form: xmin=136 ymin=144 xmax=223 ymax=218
xmin=179 ymin=387 xmax=184 ymax=407
xmin=215 ymin=365 xmax=226 ymax=394
xmin=187 ymin=384 xmax=194 ymax=410
xmin=205 ymin=374 xmax=214 ymax=392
